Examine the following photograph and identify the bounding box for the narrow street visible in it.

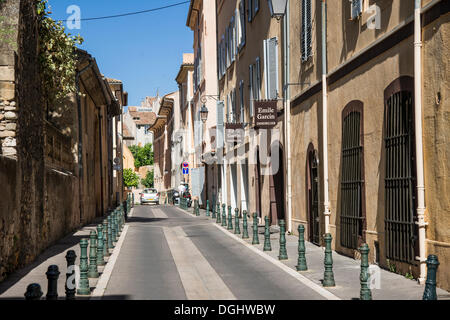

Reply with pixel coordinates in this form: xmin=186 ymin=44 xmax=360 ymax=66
xmin=102 ymin=205 xmax=327 ymax=300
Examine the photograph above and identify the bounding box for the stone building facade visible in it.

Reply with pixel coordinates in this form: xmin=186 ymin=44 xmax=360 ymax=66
xmin=216 ymin=0 xmax=285 ymax=224
xmin=187 ymin=0 xmax=219 ymax=207
xmin=0 ymin=0 xmax=126 ymax=281
xmin=286 ymin=0 xmax=449 ymax=290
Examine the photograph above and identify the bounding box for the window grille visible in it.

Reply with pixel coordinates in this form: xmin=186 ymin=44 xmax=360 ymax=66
xmin=384 ymin=90 xmax=418 ymax=264
xmin=340 ymin=110 xmax=364 ymax=250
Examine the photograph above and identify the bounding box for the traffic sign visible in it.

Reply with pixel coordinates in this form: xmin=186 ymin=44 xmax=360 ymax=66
xmin=183 ymin=168 xmax=189 ymax=175
xmin=182 ymin=162 xmax=189 ymax=168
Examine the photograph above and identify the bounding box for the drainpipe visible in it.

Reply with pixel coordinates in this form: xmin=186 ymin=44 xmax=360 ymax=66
xmin=414 ymin=0 xmax=427 ymax=285
xmin=283 ymin=1 xmax=292 ymax=233
xmin=321 ymin=0 xmax=331 ymax=235
xmin=75 ymin=58 xmax=94 ymax=224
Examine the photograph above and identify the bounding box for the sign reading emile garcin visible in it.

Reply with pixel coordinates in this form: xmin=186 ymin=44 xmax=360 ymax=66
xmin=255 ymin=100 xmax=277 ymax=129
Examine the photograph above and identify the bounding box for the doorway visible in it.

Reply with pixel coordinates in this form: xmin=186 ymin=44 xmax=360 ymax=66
xmin=269 ymin=147 xmax=285 ymax=225
xmin=307 ymin=145 xmax=320 ymax=245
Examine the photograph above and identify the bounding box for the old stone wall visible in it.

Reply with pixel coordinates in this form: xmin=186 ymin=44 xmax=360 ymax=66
xmin=0 ymin=0 xmax=81 ymax=282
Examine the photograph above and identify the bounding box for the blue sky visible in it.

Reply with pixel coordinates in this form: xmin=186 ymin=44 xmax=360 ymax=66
xmin=48 ymin=0 xmax=193 ymax=107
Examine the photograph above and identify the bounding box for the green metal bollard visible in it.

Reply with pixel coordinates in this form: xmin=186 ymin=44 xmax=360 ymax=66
xmin=212 ymin=203 xmax=217 ymax=219
xmin=103 ymin=220 xmax=110 ymax=257
xmin=263 ymin=216 xmax=272 ymax=251
xmin=221 ymin=204 xmax=227 ymax=227
xmin=242 ymin=211 xmax=249 ymax=239
xmin=215 ymin=203 xmax=221 ymax=223
xmin=323 ymin=233 xmax=336 ymax=287
xmin=107 ymin=216 xmax=113 ymax=250
xmin=423 ymin=255 xmax=440 ymax=300
xmin=25 ymin=283 xmax=43 ymax=300
xmin=195 ymin=200 xmax=200 ymax=216
xmin=227 ymin=206 xmax=233 ymax=230
xmin=234 ymin=208 xmax=240 ymax=234
xmin=278 ymin=219 xmax=288 ymax=260
xmin=96 ymin=225 xmax=105 ymax=266
xmin=296 ymin=225 xmax=308 ymax=271
xmin=110 ymin=215 xmax=116 ymax=246
xmin=77 ymin=239 xmax=90 ymax=295
xmin=88 ymin=231 xmax=99 ymax=278
xmin=114 ymin=211 xmax=119 ymax=239
xmin=359 ymin=243 xmax=372 ymax=300
xmin=252 ymin=213 xmax=260 ymax=245
xmin=113 ymin=214 xmax=119 ymax=243
xmin=46 ymin=265 xmax=60 ymax=300
xmin=206 ymin=200 xmax=210 ymax=217
xmin=65 ymin=250 xmax=76 ymax=300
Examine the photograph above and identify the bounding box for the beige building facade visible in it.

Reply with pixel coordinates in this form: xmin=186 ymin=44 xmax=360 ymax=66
xmin=217 ymin=0 xmax=286 ymax=225
xmin=187 ymin=0 xmax=219 ymax=207
xmin=287 ymin=0 xmax=449 ymax=290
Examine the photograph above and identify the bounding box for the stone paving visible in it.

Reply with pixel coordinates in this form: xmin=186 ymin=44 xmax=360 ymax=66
xmin=0 ymin=215 xmax=123 ymax=300
xmin=182 ymin=204 xmax=450 ymax=300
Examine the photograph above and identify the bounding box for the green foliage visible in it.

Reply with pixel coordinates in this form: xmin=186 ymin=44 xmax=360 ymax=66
xmin=36 ymin=0 xmax=83 ymax=107
xmin=141 ymin=170 xmax=154 ymax=188
xmin=129 ymin=143 xmax=154 ymax=168
xmin=123 ymin=168 xmax=139 ymax=188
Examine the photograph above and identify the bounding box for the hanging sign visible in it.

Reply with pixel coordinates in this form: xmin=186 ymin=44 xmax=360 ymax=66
xmin=254 ymin=100 xmax=278 ymax=129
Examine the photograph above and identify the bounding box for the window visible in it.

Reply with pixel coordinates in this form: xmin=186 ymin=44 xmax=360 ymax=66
xmin=230 ymin=15 xmax=236 ymax=63
xmin=249 ymin=58 xmax=261 ymax=118
xmin=239 ymin=80 xmax=245 ymax=123
xmin=238 ymin=0 xmax=246 ymax=50
xmin=264 ymin=37 xmax=279 ymax=100
xmin=216 ymin=101 xmax=225 ymax=149
xmin=249 ymin=64 xmax=254 ymax=117
xmin=254 ymin=57 xmax=261 ymax=101
xmin=301 ymin=0 xmax=312 ymax=62
xmin=247 ymin=0 xmax=259 ymax=22
xmin=253 ymin=0 xmax=259 ymax=17
xmin=351 ymin=0 xmax=363 ymax=20
xmin=384 ymin=79 xmax=418 ymax=264
xmin=340 ymin=102 xmax=365 ymax=250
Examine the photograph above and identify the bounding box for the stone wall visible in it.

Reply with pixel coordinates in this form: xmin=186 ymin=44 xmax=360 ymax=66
xmin=0 ymin=0 xmax=81 ymax=282
xmin=0 ymin=0 xmax=19 ymax=156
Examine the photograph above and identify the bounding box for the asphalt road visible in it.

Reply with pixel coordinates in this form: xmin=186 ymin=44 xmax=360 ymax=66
xmin=102 ymin=205 xmax=327 ymax=300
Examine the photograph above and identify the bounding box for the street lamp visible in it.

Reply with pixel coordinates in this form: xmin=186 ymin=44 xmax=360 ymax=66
xmin=200 ymin=104 xmax=209 ymax=123
xmin=267 ymin=0 xmax=287 ymax=20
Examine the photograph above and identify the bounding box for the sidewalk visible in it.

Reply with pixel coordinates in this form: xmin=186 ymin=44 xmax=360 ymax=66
xmin=0 ymin=214 xmax=124 ymax=300
xmin=180 ymin=204 xmax=450 ymax=300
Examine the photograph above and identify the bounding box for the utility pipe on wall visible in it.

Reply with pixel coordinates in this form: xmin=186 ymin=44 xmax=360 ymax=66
xmin=283 ymin=1 xmax=293 ymax=233
xmin=414 ymin=0 xmax=427 ymax=284
xmin=321 ymin=0 xmax=331 ymax=234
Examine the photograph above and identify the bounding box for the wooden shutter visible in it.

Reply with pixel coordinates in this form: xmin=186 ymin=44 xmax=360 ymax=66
xmin=249 ymin=64 xmax=254 ymax=117
xmin=255 ymin=57 xmax=261 ymax=100
xmin=239 ymin=80 xmax=245 ymax=123
xmin=265 ymin=37 xmax=279 ymax=100
xmin=217 ymin=101 xmax=224 ymax=149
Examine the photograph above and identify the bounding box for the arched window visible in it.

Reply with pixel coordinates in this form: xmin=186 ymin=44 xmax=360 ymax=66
xmin=340 ymin=101 xmax=365 ymax=250
xmin=384 ymin=76 xmax=418 ymax=264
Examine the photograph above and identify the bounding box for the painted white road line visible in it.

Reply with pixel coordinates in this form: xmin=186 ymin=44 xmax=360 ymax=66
xmin=91 ymin=208 xmax=133 ymax=299
xmin=212 ymin=223 xmax=341 ymax=300
xmin=152 ymin=208 xmax=168 ymax=219
xmin=163 ymin=226 xmax=236 ymax=300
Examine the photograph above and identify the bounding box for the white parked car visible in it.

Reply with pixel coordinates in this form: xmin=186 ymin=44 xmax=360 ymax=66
xmin=140 ymin=188 xmax=159 ymax=204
